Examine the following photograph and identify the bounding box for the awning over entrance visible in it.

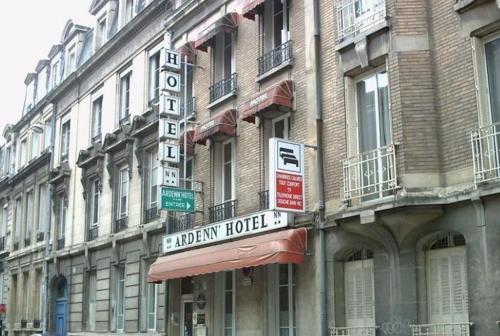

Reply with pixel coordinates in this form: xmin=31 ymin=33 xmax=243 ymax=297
xmin=240 ymin=80 xmax=294 ymax=123
xmin=179 ymin=130 xmax=195 ymax=156
xmin=148 ymin=228 xmax=307 ymax=283
xmin=241 ymin=0 xmax=265 ymax=20
xmin=194 ymin=12 xmax=240 ymax=52
xmin=193 ymin=109 xmax=237 ymax=145
xmin=176 ymin=41 xmax=196 ymax=63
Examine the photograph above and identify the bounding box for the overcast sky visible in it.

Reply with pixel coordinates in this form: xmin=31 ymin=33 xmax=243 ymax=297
xmin=0 ymin=1 xmax=94 ymax=144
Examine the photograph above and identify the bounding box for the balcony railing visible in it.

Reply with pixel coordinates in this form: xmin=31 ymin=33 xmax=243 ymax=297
xmin=145 ymin=206 xmax=159 ymax=222
xmin=259 ymin=190 xmax=269 ymax=210
xmin=21 ymin=320 xmax=27 ymax=328
xmin=258 ymin=40 xmax=293 ymax=76
xmin=13 ymin=241 xmax=19 ymax=250
xmin=181 ymin=96 xmax=196 ymax=119
xmin=330 ymin=326 xmax=377 ymax=336
xmin=115 ymin=216 xmax=128 ymax=232
xmin=0 ymin=236 xmax=5 ymax=251
xmin=209 ymin=200 xmax=237 ymax=223
xmin=337 ymin=0 xmax=386 ymax=41
xmin=342 ymin=144 xmax=398 ymax=202
xmin=411 ymin=323 xmax=472 ymax=336
xmin=37 ymin=232 xmax=44 ymax=242
xmin=33 ymin=319 xmax=41 ymax=329
xmin=470 ymin=123 xmax=500 ymax=184
xmin=209 ymin=73 xmax=237 ymax=103
xmin=24 ymin=236 xmax=31 ymax=247
xmin=167 ymin=214 xmax=194 ymax=234
xmin=88 ymin=226 xmax=99 ymax=241
xmin=56 ymin=237 xmax=65 ymax=250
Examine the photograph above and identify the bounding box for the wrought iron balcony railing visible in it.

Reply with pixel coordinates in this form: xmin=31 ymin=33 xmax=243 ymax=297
xmin=21 ymin=320 xmax=27 ymax=328
xmin=166 ymin=214 xmax=194 ymax=234
xmin=33 ymin=319 xmax=41 ymax=329
xmin=115 ymin=216 xmax=128 ymax=232
xmin=209 ymin=200 xmax=237 ymax=223
xmin=342 ymin=144 xmax=398 ymax=203
xmin=330 ymin=326 xmax=377 ymax=336
xmin=410 ymin=322 xmax=472 ymax=336
xmin=88 ymin=226 xmax=99 ymax=241
xmin=471 ymin=122 xmax=500 ymax=184
xmin=0 ymin=236 xmax=5 ymax=251
xmin=258 ymin=40 xmax=293 ymax=76
xmin=209 ymin=73 xmax=237 ymax=103
xmin=36 ymin=232 xmax=44 ymax=242
xmin=259 ymin=190 xmax=269 ymax=211
xmin=56 ymin=237 xmax=65 ymax=250
xmin=337 ymin=0 xmax=386 ymax=41
xmin=24 ymin=236 xmax=31 ymax=247
xmin=181 ymin=96 xmax=196 ymax=119
xmin=145 ymin=206 xmax=159 ymax=222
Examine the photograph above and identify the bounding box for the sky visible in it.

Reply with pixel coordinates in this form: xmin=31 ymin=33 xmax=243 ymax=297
xmin=0 ymin=1 xmax=94 ymax=144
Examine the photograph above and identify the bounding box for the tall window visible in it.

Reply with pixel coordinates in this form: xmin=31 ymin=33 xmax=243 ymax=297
xmin=485 ymin=37 xmax=500 ymax=123
xmin=51 ymin=61 xmax=60 ymax=89
xmin=90 ymin=180 xmax=100 ymax=226
xmin=146 ymin=149 xmax=159 ymax=210
xmin=34 ymin=269 xmax=43 ymax=323
xmin=146 ymin=268 xmax=158 ymax=331
xmin=344 ymin=249 xmax=375 ymax=328
xmin=92 ymin=96 xmax=103 ymax=143
xmin=22 ymin=273 xmax=29 ymax=320
xmin=31 ymin=131 xmax=40 ymax=159
xmin=96 ymin=15 xmax=107 ymax=48
xmin=37 ymin=183 xmax=49 ymax=233
xmin=212 ymin=32 xmax=233 ymax=83
xmin=273 ymin=115 xmax=290 ymax=139
xmin=25 ymin=191 xmax=34 ymax=244
xmin=124 ymin=0 xmax=135 ymax=23
xmin=148 ymin=48 xmax=161 ymax=105
xmin=222 ymin=140 xmax=234 ymax=202
xmin=1 ymin=204 xmax=7 ymax=238
xmin=44 ymin=119 xmax=52 ymax=150
xmin=119 ymin=71 xmax=131 ymax=125
xmin=19 ymin=139 xmax=27 ymax=167
xmin=0 ymin=273 xmax=4 ymax=304
xmin=262 ymin=0 xmax=290 ymax=52
xmin=118 ymin=166 xmax=129 ymax=219
xmin=116 ymin=265 xmax=126 ymax=332
xmin=14 ymin=197 xmax=22 ymax=245
xmin=87 ymin=272 xmax=97 ymax=331
xmin=66 ymin=45 xmax=76 ymax=74
xmin=223 ymin=271 xmax=235 ymax=336
xmin=277 ymin=264 xmax=295 ymax=336
xmin=57 ymin=197 xmax=66 ymax=239
xmin=60 ymin=119 xmax=71 ymax=162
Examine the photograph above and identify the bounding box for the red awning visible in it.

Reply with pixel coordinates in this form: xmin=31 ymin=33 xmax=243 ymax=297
xmin=240 ymin=80 xmax=294 ymax=123
xmin=179 ymin=130 xmax=195 ymax=156
xmin=148 ymin=228 xmax=307 ymax=282
xmin=193 ymin=109 xmax=237 ymax=145
xmin=242 ymin=0 xmax=265 ymax=20
xmin=176 ymin=41 xmax=196 ymax=63
xmin=194 ymin=12 xmax=240 ymax=52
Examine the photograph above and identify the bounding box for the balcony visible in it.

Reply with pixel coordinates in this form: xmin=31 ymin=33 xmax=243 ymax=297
xmin=24 ymin=236 xmax=31 ymax=247
xmin=257 ymin=40 xmax=293 ymax=77
xmin=115 ymin=216 xmax=128 ymax=232
xmin=470 ymin=123 xmax=500 ymax=184
xmin=209 ymin=200 xmax=237 ymax=223
xmin=33 ymin=319 xmax=41 ymax=329
xmin=166 ymin=214 xmax=194 ymax=234
xmin=342 ymin=144 xmax=398 ymax=203
xmin=0 ymin=237 xmax=5 ymax=251
xmin=337 ymin=0 xmax=386 ymax=41
xmin=56 ymin=237 xmax=65 ymax=250
xmin=21 ymin=320 xmax=27 ymax=328
xmin=145 ymin=206 xmax=159 ymax=222
xmin=259 ymin=190 xmax=269 ymax=211
xmin=411 ymin=323 xmax=472 ymax=336
xmin=36 ymin=232 xmax=44 ymax=242
xmin=209 ymin=73 xmax=237 ymax=104
xmin=330 ymin=326 xmax=377 ymax=336
xmin=87 ymin=226 xmax=98 ymax=241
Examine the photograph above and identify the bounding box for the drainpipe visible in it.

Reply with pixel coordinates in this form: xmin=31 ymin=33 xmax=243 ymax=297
xmin=43 ymin=102 xmax=57 ymax=336
xmin=311 ymin=0 xmax=327 ymax=335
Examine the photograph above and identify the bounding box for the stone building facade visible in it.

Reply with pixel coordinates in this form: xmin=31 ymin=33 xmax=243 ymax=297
xmin=0 ymin=0 xmax=499 ymax=336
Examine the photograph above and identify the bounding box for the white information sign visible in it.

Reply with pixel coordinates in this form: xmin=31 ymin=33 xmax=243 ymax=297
xmin=163 ymin=210 xmax=288 ymax=253
xmin=160 ymin=95 xmax=180 ymax=117
xmin=165 ymin=50 xmax=181 ymax=70
xmin=160 ymin=142 xmax=180 ymax=164
xmin=159 ymin=119 xmax=179 ymax=141
xmin=163 ymin=71 xmax=181 ymax=93
xmin=160 ymin=166 xmax=179 ymax=187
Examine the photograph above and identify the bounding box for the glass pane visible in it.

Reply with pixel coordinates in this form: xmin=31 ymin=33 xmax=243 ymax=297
xmin=225 ymin=271 xmax=233 ymax=289
xmin=279 ymin=286 xmax=289 ymax=327
xmin=274 ymin=119 xmax=285 ymax=139
xmin=377 ymin=71 xmax=390 ymax=146
xmin=184 ymin=302 xmax=193 ymax=336
xmin=224 ymin=33 xmax=232 ymax=79
xmin=486 ymin=38 xmax=500 ymax=123
xmin=357 ymin=75 xmax=378 ymax=152
xmin=273 ymin=0 xmax=284 ymax=47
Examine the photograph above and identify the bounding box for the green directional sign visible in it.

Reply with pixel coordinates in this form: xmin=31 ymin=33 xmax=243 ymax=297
xmin=161 ymin=187 xmax=195 ymax=212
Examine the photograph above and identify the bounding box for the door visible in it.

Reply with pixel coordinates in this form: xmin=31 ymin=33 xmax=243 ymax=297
xmin=344 ymin=258 xmax=375 ymax=327
xmin=180 ymin=295 xmax=194 ymax=336
xmin=55 ymin=298 xmax=67 ymax=336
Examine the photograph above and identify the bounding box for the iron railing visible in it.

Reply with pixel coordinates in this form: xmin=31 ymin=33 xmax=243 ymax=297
xmin=411 ymin=323 xmax=472 ymax=336
xmin=115 ymin=216 xmax=128 ymax=232
xmin=330 ymin=326 xmax=377 ymax=336
xmin=88 ymin=226 xmax=99 ymax=241
xmin=24 ymin=236 xmax=31 ymax=247
xmin=56 ymin=237 xmax=65 ymax=250
xmin=258 ymin=40 xmax=293 ymax=76
xmin=342 ymin=144 xmax=398 ymax=202
xmin=259 ymin=190 xmax=269 ymax=210
xmin=337 ymin=0 xmax=386 ymax=41
xmin=209 ymin=73 xmax=237 ymax=103
xmin=0 ymin=237 xmax=5 ymax=251
xmin=167 ymin=214 xmax=194 ymax=234
xmin=21 ymin=320 xmax=27 ymax=328
xmin=209 ymin=200 xmax=237 ymax=223
xmin=471 ymin=122 xmax=500 ymax=184
xmin=145 ymin=206 xmax=159 ymax=222
xmin=33 ymin=319 xmax=41 ymax=329
xmin=36 ymin=232 xmax=44 ymax=242
xmin=181 ymin=96 xmax=196 ymax=119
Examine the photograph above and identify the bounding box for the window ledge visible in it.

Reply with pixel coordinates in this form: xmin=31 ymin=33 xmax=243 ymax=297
xmin=335 ymin=20 xmax=390 ymax=52
xmin=256 ymin=60 xmax=293 ymax=83
xmin=207 ymin=90 xmax=237 ymax=110
xmin=454 ymin=0 xmax=491 ymax=12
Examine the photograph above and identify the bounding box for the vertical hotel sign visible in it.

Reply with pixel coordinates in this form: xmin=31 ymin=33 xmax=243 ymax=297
xmin=269 ymin=138 xmax=305 ymax=212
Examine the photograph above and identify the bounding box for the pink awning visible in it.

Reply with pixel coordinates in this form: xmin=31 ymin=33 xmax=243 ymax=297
xmin=241 ymin=0 xmax=265 ymax=20
xmin=193 ymin=109 xmax=237 ymax=145
xmin=194 ymin=13 xmax=240 ymax=52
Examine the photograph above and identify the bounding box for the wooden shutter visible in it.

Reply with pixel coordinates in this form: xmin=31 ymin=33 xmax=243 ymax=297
xmin=345 ymin=259 xmax=375 ymax=327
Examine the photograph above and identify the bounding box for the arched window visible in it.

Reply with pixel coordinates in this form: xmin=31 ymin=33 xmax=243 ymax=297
xmin=426 ymin=233 xmax=469 ymax=324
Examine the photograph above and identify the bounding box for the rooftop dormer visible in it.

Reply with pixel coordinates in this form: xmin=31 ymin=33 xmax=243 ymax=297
xmin=48 ymin=44 xmax=63 ymax=91
xmin=35 ymin=60 xmax=50 ymax=103
xmin=89 ymin=0 xmax=119 ymax=51
xmin=23 ymin=73 xmax=36 ymax=116
xmin=60 ymin=20 xmax=91 ymax=78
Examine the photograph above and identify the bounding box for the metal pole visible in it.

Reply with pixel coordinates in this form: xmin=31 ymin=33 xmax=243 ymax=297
xmin=183 ymin=54 xmax=188 ymax=190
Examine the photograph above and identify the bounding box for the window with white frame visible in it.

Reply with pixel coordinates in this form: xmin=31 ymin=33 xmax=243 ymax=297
xmin=87 ymin=271 xmax=97 ymax=331
xmin=146 ymin=266 xmax=158 ymax=331
xmin=146 ymin=149 xmax=159 ymax=210
xmin=25 ymin=190 xmax=34 ymax=243
xmin=0 ymin=204 xmax=7 ymax=238
xmin=36 ymin=67 xmax=48 ymax=100
xmin=96 ymin=14 xmax=108 ymax=49
xmin=148 ymin=46 xmax=162 ymax=105
xmin=19 ymin=138 xmax=27 ymax=168
xmin=119 ymin=70 xmax=132 ymax=125
xmin=57 ymin=196 xmax=66 ymax=239
xmin=31 ymin=130 xmax=40 ymax=159
xmin=116 ymin=265 xmax=126 ymax=332
xmin=261 ymin=0 xmax=290 ymax=52
xmin=276 ymin=264 xmax=296 ymax=336
xmin=222 ymin=140 xmax=235 ymax=202
xmin=90 ymin=180 xmax=100 ymax=227
xmin=91 ymin=96 xmax=103 ymax=142
xmin=60 ymin=119 xmax=71 ymax=162
xmin=124 ymin=0 xmax=135 ymax=24
xmin=344 ymin=249 xmax=375 ymax=328
xmin=44 ymin=119 xmax=52 ymax=150
xmin=0 ymin=273 xmax=4 ymax=304
xmin=273 ymin=115 xmax=290 ymax=139
xmin=336 ymin=0 xmax=386 ymax=41
xmin=66 ymin=45 xmax=76 ymax=74
xmin=51 ymin=60 xmax=60 ymax=89
xmin=118 ymin=165 xmax=129 ymax=219
xmin=37 ymin=183 xmax=49 ymax=233
xmin=25 ymin=81 xmax=35 ymax=114
xmin=484 ymin=36 xmax=500 ymax=123
xmin=22 ymin=272 xmax=29 ymax=320
xmin=223 ymin=271 xmax=235 ymax=336
xmin=14 ymin=197 xmax=22 ymax=244
xmin=212 ymin=32 xmax=234 ymax=83
xmin=34 ymin=269 xmax=43 ymax=322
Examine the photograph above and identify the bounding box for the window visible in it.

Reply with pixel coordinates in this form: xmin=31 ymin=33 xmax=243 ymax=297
xmin=60 ymin=119 xmax=71 ymax=162
xmin=180 ymin=61 xmax=195 ymax=118
xmin=119 ymin=71 xmax=131 ymax=124
xmin=124 ymin=0 xmax=135 ymax=24
xmin=44 ymin=119 xmax=52 ymax=150
xmin=262 ymin=0 xmax=290 ymax=52
xmin=51 ymin=61 xmax=60 ymax=89
xmin=146 ymin=281 xmax=158 ymax=330
xmin=0 ymin=273 xmax=4 ymax=304
xmin=19 ymin=138 xmax=27 ymax=167
xmin=278 ymin=264 xmax=295 ymax=336
xmin=337 ymin=0 xmax=386 ymax=41
xmin=37 ymin=67 xmax=48 ymax=100
xmin=57 ymin=196 xmax=66 ymax=239
xmin=146 ymin=149 xmax=159 ymax=210
xmin=1 ymin=204 xmax=7 ymax=238
xmin=485 ymin=37 xmax=500 ymax=123
xmin=96 ymin=15 xmax=107 ymax=49
xmin=87 ymin=272 xmax=97 ymax=331
xmin=222 ymin=140 xmax=234 ymax=202
xmin=34 ymin=269 xmax=43 ymax=323
xmin=118 ymin=166 xmax=129 ymax=219
xmin=2 ymin=147 xmax=10 ymax=176
xmin=25 ymin=81 xmax=35 ymax=115
xmin=116 ymin=265 xmax=125 ymax=332
xmin=212 ymin=32 xmax=234 ymax=83
xmin=91 ymin=96 xmax=103 ymax=142
xmin=25 ymin=191 xmax=34 ymax=244
xmin=31 ymin=131 xmax=40 ymax=159
xmin=37 ymin=183 xmax=49 ymax=233
xmin=273 ymin=115 xmax=290 ymax=139
xmin=90 ymin=180 xmax=100 ymax=226
xmin=22 ymin=272 xmax=29 ymax=320
xmin=14 ymin=197 xmax=22 ymax=245
xmin=148 ymin=48 xmax=161 ymax=104
xmin=181 ymin=157 xmax=193 ymax=190
xmin=223 ymin=271 xmax=235 ymax=336
xmin=66 ymin=45 xmax=76 ymax=74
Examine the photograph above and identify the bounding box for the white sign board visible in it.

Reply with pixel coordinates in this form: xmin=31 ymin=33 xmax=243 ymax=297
xmin=269 ymin=138 xmax=306 ymax=213
xmin=165 ymin=50 xmax=181 ymax=70
xmin=163 ymin=71 xmax=181 ymax=93
xmin=160 ymin=95 xmax=180 ymax=117
xmin=160 ymin=142 xmax=180 ymax=164
xmin=163 ymin=210 xmax=288 ymax=253
xmin=159 ymin=119 xmax=179 ymax=141
xmin=161 ymin=166 xmax=179 ymax=187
